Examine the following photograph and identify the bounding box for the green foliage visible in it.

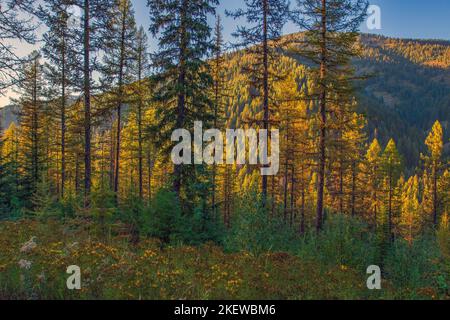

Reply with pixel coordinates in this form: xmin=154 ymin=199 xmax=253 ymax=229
xmin=384 ymin=236 xmax=443 ymax=297
xmin=225 ymin=192 xmax=299 ymax=255
xmin=297 ymin=214 xmax=378 ymax=271
xmin=141 ymin=189 xmax=183 ymax=243
xmin=142 ymin=188 xmax=225 ymax=245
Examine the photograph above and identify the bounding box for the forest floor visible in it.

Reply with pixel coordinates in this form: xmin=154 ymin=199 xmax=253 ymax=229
xmin=0 ymin=219 xmax=444 ymax=300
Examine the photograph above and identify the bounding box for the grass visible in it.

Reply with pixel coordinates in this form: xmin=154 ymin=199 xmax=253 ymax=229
xmin=0 ymin=218 xmax=446 ymax=300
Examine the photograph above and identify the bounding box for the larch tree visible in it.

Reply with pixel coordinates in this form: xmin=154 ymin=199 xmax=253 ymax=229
xmin=360 ymin=138 xmax=383 ymax=229
xmin=422 ymin=120 xmax=444 ymax=226
xmin=227 ymin=0 xmax=289 ymax=208
xmin=381 ymin=138 xmax=402 ymax=241
xmin=72 ymin=0 xmax=111 ymax=207
xmin=399 ymin=175 xmax=420 ymax=245
xmin=291 ymin=0 xmax=368 ymax=231
xmin=100 ymin=0 xmax=138 ymax=201
xmin=131 ymin=26 xmax=150 ymax=200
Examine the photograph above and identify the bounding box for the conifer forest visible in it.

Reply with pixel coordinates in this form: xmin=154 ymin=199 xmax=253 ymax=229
xmin=0 ymin=0 xmax=449 ymax=300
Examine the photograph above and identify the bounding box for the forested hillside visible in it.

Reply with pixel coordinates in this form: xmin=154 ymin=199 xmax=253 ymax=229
xmin=356 ymin=34 xmax=450 ymax=170
xmin=0 ymin=0 xmax=449 ymax=300
xmin=2 ymin=34 xmax=449 ymax=170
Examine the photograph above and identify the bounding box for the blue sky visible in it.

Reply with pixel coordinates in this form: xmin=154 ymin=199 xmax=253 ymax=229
xmin=133 ymin=0 xmax=450 ymax=49
xmin=2 ymin=0 xmax=449 ymax=106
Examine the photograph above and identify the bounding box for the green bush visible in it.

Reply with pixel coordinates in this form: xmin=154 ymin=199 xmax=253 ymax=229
xmin=297 ymin=214 xmax=378 ymax=271
xmin=384 ymin=236 xmax=442 ymax=296
xmin=224 ymin=192 xmax=300 ymax=255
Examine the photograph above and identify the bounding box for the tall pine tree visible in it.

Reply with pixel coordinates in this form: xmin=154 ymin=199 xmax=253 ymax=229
xmin=227 ymin=0 xmax=289 ymax=207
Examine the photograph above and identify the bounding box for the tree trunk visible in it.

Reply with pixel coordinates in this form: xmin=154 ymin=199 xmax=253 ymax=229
xmin=113 ymin=5 xmax=128 ymax=202
xmin=61 ymin=35 xmax=66 ymax=199
xmin=83 ymin=0 xmax=92 ymax=208
xmin=261 ymin=0 xmax=269 ymax=207
xmin=316 ymin=0 xmax=327 ymax=232
xmin=173 ymin=2 xmax=188 ymax=196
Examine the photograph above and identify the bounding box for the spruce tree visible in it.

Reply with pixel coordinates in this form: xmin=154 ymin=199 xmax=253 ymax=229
xmin=12 ymin=52 xmax=46 ymax=204
xmin=132 ymin=26 xmax=150 ymax=200
xmin=38 ymin=0 xmax=79 ymax=199
xmin=147 ymin=0 xmax=218 ymax=204
xmin=71 ymin=0 xmax=112 ymax=207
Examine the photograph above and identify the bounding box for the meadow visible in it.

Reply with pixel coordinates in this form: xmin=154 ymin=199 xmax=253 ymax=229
xmin=0 ymin=216 xmax=447 ymax=300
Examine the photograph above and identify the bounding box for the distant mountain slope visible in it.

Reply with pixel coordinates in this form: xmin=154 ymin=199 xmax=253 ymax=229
xmin=0 ymin=105 xmax=18 ymax=131
xmin=2 ymin=34 xmax=448 ymax=170
xmin=222 ymin=33 xmax=450 ymax=170
xmin=356 ymin=34 xmax=450 ymax=169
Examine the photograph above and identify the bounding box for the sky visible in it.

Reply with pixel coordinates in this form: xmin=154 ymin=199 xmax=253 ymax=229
xmin=2 ymin=0 xmax=450 ymax=107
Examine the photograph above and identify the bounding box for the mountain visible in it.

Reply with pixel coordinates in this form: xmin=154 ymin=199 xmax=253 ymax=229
xmin=0 ymin=105 xmax=18 ymax=132
xmin=2 ymin=34 xmax=448 ymax=170
xmin=222 ymin=33 xmax=450 ymax=170
xmin=355 ymin=34 xmax=450 ymax=169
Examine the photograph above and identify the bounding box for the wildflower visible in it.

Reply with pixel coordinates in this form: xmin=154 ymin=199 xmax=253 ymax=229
xmin=20 ymin=237 xmax=37 ymax=253
xmin=18 ymin=259 xmax=32 ymax=270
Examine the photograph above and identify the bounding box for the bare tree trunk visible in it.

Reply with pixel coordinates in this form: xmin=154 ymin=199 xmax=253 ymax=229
xmin=351 ymin=161 xmax=356 ymax=217
xmin=83 ymin=0 xmax=92 ymax=208
xmin=290 ymin=166 xmax=295 ymax=227
xmin=261 ymin=0 xmax=269 ymax=207
xmin=316 ymin=0 xmax=327 ymax=232
xmin=173 ymin=1 xmax=187 ymax=196
xmin=61 ymin=35 xmax=66 ymax=199
xmin=113 ymin=5 xmax=128 ymax=203
xmin=433 ymin=163 xmax=438 ymax=226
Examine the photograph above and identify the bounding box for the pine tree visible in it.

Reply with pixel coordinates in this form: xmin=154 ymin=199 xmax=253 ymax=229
xmin=38 ymin=0 xmax=79 ymax=199
xmin=72 ymin=0 xmax=112 ymax=207
xmin=147 ymin=0 xmax=218 ymax=203
xmin=227 ymin=0 xmax=289 ymax=207
xmin=291 ymin=0 xmax=368 ymax=231
xmin=360 ymin=138 xmax=383 ymax=228
xmin=100 ymin=0 xmax=138 ymax=202
xmin=0 ymin=0 xmax=37 ymax=92
xmin=12 ymin=52 xmax=46 ymax=203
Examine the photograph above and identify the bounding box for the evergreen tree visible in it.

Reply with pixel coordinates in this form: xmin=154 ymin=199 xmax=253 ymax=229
xmin=0 ymin=0 xmax=37 ymax=93
xmin=72 ymin=0 xmax=112 ymax=207
xmin=422 ymin=120 xmax=444 ymax=226
xmin=38 ymin=0 xmax=79 ymax=199
xmin=131 ymin=26 xmax=150 ymax=200
xmin=381 ymin=138 xmax=402 ymax=241
xmin=147 ymin=0 xmax=218 ymax=204
xmin=100 ymin=0 xmax=138 ymax=201
xmin=291 ymin=0 xmax=368 ymax=231
xmin=227 ymin=0 xmax=289 ymax=207
xmin=12 ymin=52 xmax=46 ymax=204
